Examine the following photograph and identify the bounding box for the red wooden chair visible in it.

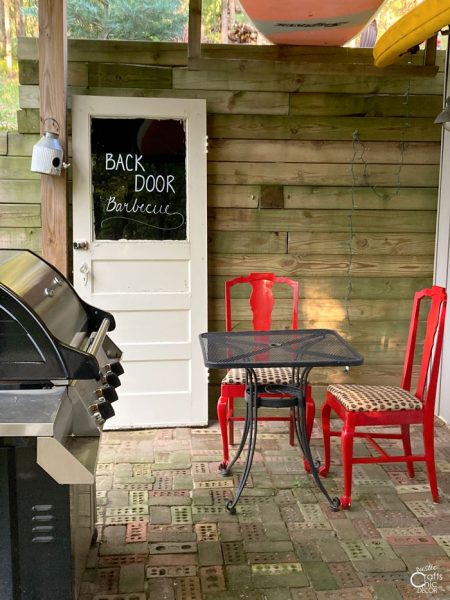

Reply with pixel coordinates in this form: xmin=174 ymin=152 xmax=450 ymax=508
xmin=320 ymin=285 xmax=447 ymax=509
xmin=217 ymin=272 xmax=315 ymax=470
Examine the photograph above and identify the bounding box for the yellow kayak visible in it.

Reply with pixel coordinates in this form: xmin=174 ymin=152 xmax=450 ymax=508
xmin=373 ymin=0 xmax=450 ymax=67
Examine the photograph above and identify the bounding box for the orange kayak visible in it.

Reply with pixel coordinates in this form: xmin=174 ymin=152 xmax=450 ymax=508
xmin=239 ymin=0 xmax=386 ymax=46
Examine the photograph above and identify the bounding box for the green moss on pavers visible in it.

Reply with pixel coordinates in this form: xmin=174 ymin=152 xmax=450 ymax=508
xmin=192 ymin=454 xmax=223 ymax=462
xmin=169 ymin=452 xmax=192 ymax=469
xmin=149 ymin=494 xmax=191 ymax=506
xmin=316 ymin=538 xmax=350 ymax=563
xmin=114 ymin=463 xmax=133 ymax=477
xmin=351 ymin=558 xmax=407 ymax=573
xmin=192 ymin=506 xmax=238 ymax=523
xmin=191 ymin=489 xmax=214 ymax=506
xmin=372 ymin=583 xmax=403 ymax=600
xmin=302 ymin=561 xmax=338 ymax=591
xmin=251 ymin=563 xmax=308 ymax=589
xmin=264 ymin=521 xmax=291 ymax=541
xmin=244 ymin=541 xmax=294 ymax=554
xmin=250 ymin=474 xmax=274 ymax=488
xmin=95 ymin=475 xmax=113 ymax=491
xmin=238 ymin=488 xmax=275 ymax=497
xmin=392 ymin=544 xmax=447 ymax=560
xmin=257 ymin=588 xmax=294 ymax=599
xmin=218 ymin=522 xmax=241 ymax=542
xmin=294 ymin=541 xmax=322 ymax=562
xmin=97 ymin=446 xmax=118 ymax=462
xmin=173 ymin=475 xmax=194 ymax=490
xmin=149 ymin=506 xmax=172 ymax=524
xmin=329 ymin=519 xmax=360 ymax=540
xmin=147 ymin=525 xmax=196 ymax=543
xmin=225 ymin=564 xmax=253 ymax=590
xmin=118 ymin=563 xmax=145 ymax=593
xmin=105 ymin=490 xmax=129 ymax=507
xmin=198 ymin=541 xmax=224 ymax=566
xmin=204 ymin=592 xmax=261 ymax=600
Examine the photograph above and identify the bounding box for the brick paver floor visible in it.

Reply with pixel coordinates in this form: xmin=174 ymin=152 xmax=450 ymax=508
xmin=79 ymin=419 xmax=450 ymax=599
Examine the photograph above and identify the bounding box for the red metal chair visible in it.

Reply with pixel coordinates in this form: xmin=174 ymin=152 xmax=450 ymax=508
xmin=217 ymin=272 xmax=315 ymax=470
xmin=320 ymin=285 xmax=447 ymax=509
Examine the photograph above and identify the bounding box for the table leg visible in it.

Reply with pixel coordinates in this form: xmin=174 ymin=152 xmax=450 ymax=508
xmin=224 ymin=369 xmax=259 ymax=514
xmin=266 ymin=377 xmax=340 ymax=512
xmin=294 ymin=395 xmax=340 ymax=511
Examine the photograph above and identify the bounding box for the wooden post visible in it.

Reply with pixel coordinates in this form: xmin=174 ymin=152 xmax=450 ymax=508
xmin=424 ymin=34 xmax=438 ymax=67
xmin=188 ymin=0 xmax=202 ymax=67
xmin=38 ymin=0 xmax=68 ymax=275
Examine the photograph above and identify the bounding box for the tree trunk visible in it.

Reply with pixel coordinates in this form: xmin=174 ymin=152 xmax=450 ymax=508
xmin=221 ymin=0 xmax=228 ymax=43
xmin=229 ymin=0 xmax=235 ymax=26
xmin=0 ymin=0 xmax=5 ymax=57
xmin=15 ymin=0 xmax=24 ymax=37
xmin=3 ymin=0 xmax=13 ymax=71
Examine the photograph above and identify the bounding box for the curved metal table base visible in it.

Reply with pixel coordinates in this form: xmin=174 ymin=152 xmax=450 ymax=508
xmin=222 ymin=368 xmax=340 ymax=513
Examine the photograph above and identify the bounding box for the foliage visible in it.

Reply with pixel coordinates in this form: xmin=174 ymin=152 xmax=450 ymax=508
xmin=67 ymin=0 xmax=187 ymax=41
xmin=376 ymin=0 xmax=421 ymax=36
xmin=66 ymin=0 xmax=106 ymax=39
xmin=2 ymin=0 xmax=188 ymax=43
xmin=201 ymin=0 xmax=223 ymax=43
xmin=0 ymin=60 xmax=18 ymax=131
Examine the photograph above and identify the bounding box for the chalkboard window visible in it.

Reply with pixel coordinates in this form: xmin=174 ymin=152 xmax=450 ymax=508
xmin=91 ymin=117 xmax=187 ymax=241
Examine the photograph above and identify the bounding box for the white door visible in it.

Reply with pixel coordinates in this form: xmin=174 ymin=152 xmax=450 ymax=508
xmin=71 ymin=96 xmax=208 ymax=428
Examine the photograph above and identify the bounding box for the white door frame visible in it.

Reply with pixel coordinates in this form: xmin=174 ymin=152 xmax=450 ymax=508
xmin=434 ymin=47 xmax=450 ymax=423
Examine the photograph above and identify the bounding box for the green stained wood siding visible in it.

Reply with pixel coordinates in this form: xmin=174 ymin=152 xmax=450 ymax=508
xmin=4 ymin=39 xmax=444 ymax=415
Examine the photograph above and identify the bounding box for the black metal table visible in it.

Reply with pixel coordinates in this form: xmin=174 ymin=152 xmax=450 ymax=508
xmin=199 ymin=329 xmax=363 ymax=513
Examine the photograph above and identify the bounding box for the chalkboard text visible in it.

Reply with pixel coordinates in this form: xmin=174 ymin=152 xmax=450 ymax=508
xmin=105 ymin=153 xmax=145 ymax=172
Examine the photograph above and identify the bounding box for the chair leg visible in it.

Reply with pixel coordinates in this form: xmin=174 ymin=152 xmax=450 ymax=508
xmin=319 ymin=402 xmax=332 ymax=477
xmin=306 ymin=390 xmax=315 ymax=442
xmin=340 ymin=424 xmax=355 ymax=510
xmin=423 ymin=421 xmax=440 ymax=503
xmin=228 ymin=397 xmax=235 ymax=446
xmin=217 ymin=394 xmax=229 ymax=469
xmin=289 ymin=407 xmax=295 ymax=447
xmin=302 ymin=392 xmax=316 ymax=472
xmin=401 ymin=424 xmax=415 ymax=478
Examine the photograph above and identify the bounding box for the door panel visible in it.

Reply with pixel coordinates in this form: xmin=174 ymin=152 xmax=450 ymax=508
xmin=71 ymin=96 xmax=208 ymax=428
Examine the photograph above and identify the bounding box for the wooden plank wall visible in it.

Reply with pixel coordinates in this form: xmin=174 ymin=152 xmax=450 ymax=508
xmin=7 ymin=38 xmax=445 ymax=414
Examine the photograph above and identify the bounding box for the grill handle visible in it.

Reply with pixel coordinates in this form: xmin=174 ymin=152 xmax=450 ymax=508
xmin=86 ymin=318 xmax=111 ymax=359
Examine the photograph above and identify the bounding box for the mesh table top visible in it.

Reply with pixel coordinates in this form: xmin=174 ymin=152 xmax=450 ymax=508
xmin=199 ymin=329 xmax=363 ymax=369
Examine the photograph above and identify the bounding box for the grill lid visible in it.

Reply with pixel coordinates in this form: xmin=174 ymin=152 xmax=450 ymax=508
xmin=0 ymin=250 xmax=116 ymax=382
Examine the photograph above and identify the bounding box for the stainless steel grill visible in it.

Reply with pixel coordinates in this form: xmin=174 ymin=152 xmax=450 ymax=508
xmin=0 ymin=249 xmax=123 ymax=600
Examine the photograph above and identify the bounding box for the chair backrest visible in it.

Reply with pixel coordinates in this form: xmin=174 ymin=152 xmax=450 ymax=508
xmin=401 ymin=286 xmax=447 ymax=413
xmin=225 ymin=273 xmax=299 ymax=332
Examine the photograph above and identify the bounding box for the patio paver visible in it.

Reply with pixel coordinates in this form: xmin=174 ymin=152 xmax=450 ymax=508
xmin=80 ymin=420 xmax=450 ymax=600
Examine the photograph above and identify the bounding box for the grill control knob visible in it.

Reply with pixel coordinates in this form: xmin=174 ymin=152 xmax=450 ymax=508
xmin=97 ymin=401 xmax=115 ymax=421
xmin=105 ymin=371 xmax=121 ymax=388
xmin=107 ymin=362 xmax=124 ymax=376
xmin=96 ymin=386 xmax=118 ymax=403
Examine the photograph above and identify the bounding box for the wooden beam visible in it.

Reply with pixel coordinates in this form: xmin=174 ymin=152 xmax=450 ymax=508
xmin=38 ymin=0 xmax=68 ymax=275
xmin=424 ymin=34 xmax=438 ymax=67
xmin=188 ymin=0 xmax=202 ymax=67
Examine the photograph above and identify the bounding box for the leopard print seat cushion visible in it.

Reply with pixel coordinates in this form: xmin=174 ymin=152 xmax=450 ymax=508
xmin=223 ymin=367 xmax=292 ymax=385
xmin=327 ymin=384 xmax=423 ymax=412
